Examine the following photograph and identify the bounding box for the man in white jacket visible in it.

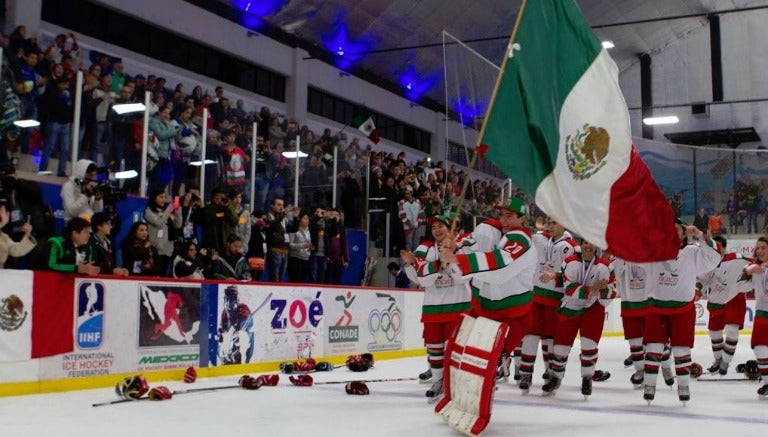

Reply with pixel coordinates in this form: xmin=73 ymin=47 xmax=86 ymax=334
xmin=61 ymin=159 xmax=103 ymax=222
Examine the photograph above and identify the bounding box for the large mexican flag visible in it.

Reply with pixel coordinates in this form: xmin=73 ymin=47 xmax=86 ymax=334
xmin=481 ymin=0 xmax=678 ymax=262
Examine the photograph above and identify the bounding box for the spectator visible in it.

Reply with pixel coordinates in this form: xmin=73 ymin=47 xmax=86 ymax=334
xmin=209 ymin=234 xmax=251 ymax=280
xmin=108 ymin=85 xmax=141 ymax=172
xmin=708 ymin=210 xmax=723 ymax=237
xmin=248 ymin=209 xmax=268 ymax=280
xmin=172 ymin=103 xmax=200 ymax=195
xmin=179 ymin=186 xmax=204 ymax=242
xmin=229 ymin=189 xmax=251 ymax=248
xmin=14 ymin=47 xmax=46 ymax=154
xmin=398 ymin=185 xmax=425 ymax=251
xmin=0 ymin=194 xmax=35 ymax=268
xmin=308 ymin=208 xmax=329 ymax=284
xmin=325 ymin=208 xmax=348 ymax=285
xmin=147 ymin=105 xmax=177 ymax=193
xmin=121 ymin=221 xmax=161 ymax=276
xmin=143 ymin=189 xmax=182 ymax=275
xmin=88 ymin=212 xmax=128 ymax=276
xmin=693 ymin=207 xmax=709 ymax=234
xmin=38 ymin=76 xmax=73 ymax=176
xmin=264 ymin=196 xmax=294 ymax=282
xmin=221 ymin=129 xmax=249 ymax=199
xmin=61 ymin=159 xmax=104 ymax=222
xmin=287 ymin=212 xmax=311 ymax=283
xmin=90 ymin=73 xmax=115 ymax=165
xmin=172 ymin=240 xmax=211 ymax=279
xmin=387 ymin=261 xmax=410 ymax=289
xmin=192 ymin=186 xmax=238 ymax=255
xmin=47 ymin=217 xmax=99 ymax=275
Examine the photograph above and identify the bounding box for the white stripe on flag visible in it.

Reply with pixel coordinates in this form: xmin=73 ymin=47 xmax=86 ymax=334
xmin=536 ymin=49 xmax=632 ymax=249
xmin=0 ymin=270 xmax=33 ymax=362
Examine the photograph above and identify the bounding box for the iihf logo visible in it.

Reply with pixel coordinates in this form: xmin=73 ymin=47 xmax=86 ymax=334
xmin=77 ymin=281 xmax=105 ymax=349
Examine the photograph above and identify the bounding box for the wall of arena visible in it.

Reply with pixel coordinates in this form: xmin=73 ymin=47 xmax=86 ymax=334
xmin=0 ymin=268 xmax=758 ymax=397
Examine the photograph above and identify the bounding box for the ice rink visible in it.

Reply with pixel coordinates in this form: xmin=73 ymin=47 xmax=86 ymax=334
xmin=3 ymin=335 xmax=767 ymax=437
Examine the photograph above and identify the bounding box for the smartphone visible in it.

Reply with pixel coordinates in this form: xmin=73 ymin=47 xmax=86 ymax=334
xmin=173 ymin=196 xmax=180 ymax=209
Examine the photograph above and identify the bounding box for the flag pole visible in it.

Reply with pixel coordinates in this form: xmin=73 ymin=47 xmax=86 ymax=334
xmin=447 ymin=0 xmax=529 ymax=237
xmin=475 ymin=0 xmax=529 ymax=143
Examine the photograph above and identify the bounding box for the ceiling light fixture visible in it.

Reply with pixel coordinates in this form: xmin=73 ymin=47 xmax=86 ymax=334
xmin=14 ymin=119 xmax=40 ymax=128
xmin=282 ymin=151 xmax=309 ymax=159
xmin=642 ymin=115 xmax=680 ymax=125
xmin=112 ymin=103 xmax=146 ymax=115
xmin=601 ymin=41 xmax=615 ymax=49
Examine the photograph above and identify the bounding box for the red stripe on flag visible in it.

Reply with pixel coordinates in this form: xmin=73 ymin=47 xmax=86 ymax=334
xmin=605 ymin=146 xmax=678 ymax=262
xmin=31 ymin=272 xmax=75 ymax=358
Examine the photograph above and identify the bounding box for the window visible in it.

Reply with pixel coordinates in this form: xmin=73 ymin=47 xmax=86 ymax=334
xmin=307 ymin=87 xmax=432 ymax=153
xmin=42 ymin=0 xmax=286 ymax=102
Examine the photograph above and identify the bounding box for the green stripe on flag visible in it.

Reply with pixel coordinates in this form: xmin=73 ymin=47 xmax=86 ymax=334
xmin=481 ymin=0 xmax=602 ymax=196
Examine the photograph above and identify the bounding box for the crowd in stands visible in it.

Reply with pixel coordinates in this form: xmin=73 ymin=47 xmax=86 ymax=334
xmin=0 ymin=25 xmax=513 ymax=283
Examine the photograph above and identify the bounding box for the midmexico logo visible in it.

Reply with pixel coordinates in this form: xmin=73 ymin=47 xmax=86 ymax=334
xmin=329 ymin=291 xmax=359 ymax=343
xmin=138 ymin=353 xmax=199 ymax=364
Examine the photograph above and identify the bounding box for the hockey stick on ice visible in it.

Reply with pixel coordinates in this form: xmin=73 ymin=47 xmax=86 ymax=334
xmin=311 ymin=377 xmax=419 ymax=385
xmin=92 ymin=384 xmax=242 ymax=407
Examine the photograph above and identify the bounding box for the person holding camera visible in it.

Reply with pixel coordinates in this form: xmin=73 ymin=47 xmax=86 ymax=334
xmin=144 ymin=189 xmax=182 ymax=276
xmin=179 ymin=186 xmax=204 ymax=242
xmin=0 ymin=194 xmax=36 ymax=268
xmin=172 ymin=240 xmax=213 ymax=279
xmin=61 ymin=159 xmax=104 ymax=222
xmin=191 ymin=186 xmax=239 ymax=255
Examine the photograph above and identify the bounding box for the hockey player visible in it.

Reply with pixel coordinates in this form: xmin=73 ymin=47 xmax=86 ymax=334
xmin=698 ymin=236 xmax=752 ymax=375
xmin=520 ymin=219 xmax=579 ymax=392
xmin=740 ymin=236 xmax=768 ymax=397
xmin=544 ymin=240 xmax=615 ymax=398
xmin=217 ymin=285 xmax=254 ymax=365
xmin=613 ymin=257 xmax=675 ymax=389
xmin=642 ymin=220 xmax=720 ymax=405
xmin=440 ymin=198 xmax=537 ymax=386
xmin=401 ymin=214 xmax=472 ymax=402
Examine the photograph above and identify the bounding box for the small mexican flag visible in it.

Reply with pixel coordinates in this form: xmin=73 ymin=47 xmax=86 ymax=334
xmin=480 ymin=0 xmax=678 ymax=262
xmin=351 ymin=112 xmax=380 ymax=144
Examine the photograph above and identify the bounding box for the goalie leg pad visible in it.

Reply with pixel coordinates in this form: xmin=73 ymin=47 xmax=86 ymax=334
xmin=435 ymin=315 xmax=508 ymax=437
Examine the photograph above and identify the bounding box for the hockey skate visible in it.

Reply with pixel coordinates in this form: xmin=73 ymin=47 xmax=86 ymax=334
xmin=581 ymin=377 xmax=592 ymax=399
xmin=707 ymin=358 xmax=722 ymax=374
xmin=623 ymin=356 xmax=634 ymax=367
xmin=677 ymin=385 xmax=690 ymax=405
xmin=541 ymin=376 xmax=561 ymax=396
xmin=591 ymin=370 xmax=610 ymax=382
xmin=518 ymin=373 xmax=532 ymax=394
xmin=419 ymin=368 xmax=432 ymax=384
xmin=630 ymin=370 xmax=644 ymax=389
xmin=426 ymin=377 xmax=444 ymax=403
xmin=497 ymin=354 xmax=511 ymax=382
xmin=643 ymin=385 xmax=656 ymax=405
xmin=661 ymin=367 xmax=675 ymax=387
xmin=718 ymin=361 xmax=729 ymax=376
xmin=757 ymin=384 xmax=768 ymax=399
xmin=513 ymin=366 xmax=521 ymax=381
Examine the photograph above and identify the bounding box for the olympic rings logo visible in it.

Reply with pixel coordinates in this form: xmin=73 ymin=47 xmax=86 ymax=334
xmin=368 ymin=304 xmax=402 ymax=342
